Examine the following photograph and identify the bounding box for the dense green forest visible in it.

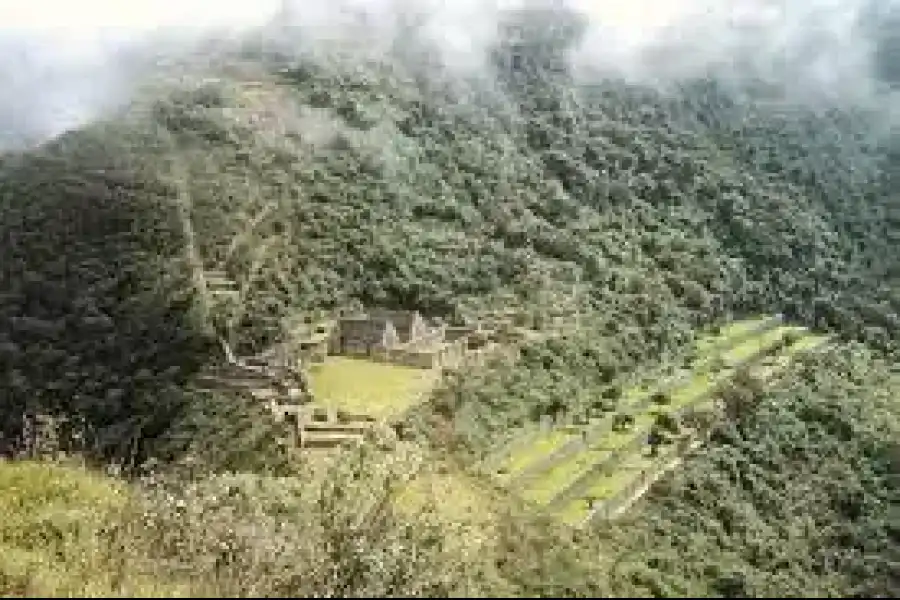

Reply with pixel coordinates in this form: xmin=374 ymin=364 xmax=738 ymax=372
xmin=607 ymin=346 xmax=899 ymax=597
xmin=0 ymin=1 xmax=897 ymax=597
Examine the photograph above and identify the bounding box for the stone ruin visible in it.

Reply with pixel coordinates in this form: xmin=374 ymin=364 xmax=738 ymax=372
xmin=287 ymin=309 xmax=464 ymax=370
xmin=195 ymin=275 xmax=554 ymax=450
xmin=284 ymin=306 xmax=551 ymax=372
xmin=269 ymin=404 xmax=385 ymax=450
xmin=194 ymin=344 xmax=377 ymax=451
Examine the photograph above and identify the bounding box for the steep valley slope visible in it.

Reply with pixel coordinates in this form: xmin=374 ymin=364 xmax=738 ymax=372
xmin=0 ymin=3 xmax=897 ymax=597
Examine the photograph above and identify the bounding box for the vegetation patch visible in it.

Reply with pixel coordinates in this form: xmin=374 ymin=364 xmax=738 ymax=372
xmin=496 ymin=428 xmax=577 ymax=480
xmin=396 ymin=468 xmax=498 ymax=537
xmin=0 ymin=461 xmax=191 ymax=597
xmin=520 ymin=446 xmax=612 ymax=505
xmin=691 ymin=317 xmax=774 ymax=358
xmin=559 ymin=446 xmax=662 ymax=524
xmin=607 ymin=347 xmax=898 ymax=597
xmin=490 ymin=318 xmax=783 ymax=486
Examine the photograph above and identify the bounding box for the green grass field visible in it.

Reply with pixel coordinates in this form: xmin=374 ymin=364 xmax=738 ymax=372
xmin=308 ymin=356 xmax=439 ymax=419
xmin=558 ymin=446 xmax=664 ymax=525
xmin=754 ymin=332 xmax=830 ymax=380
xmin=662 ymin=325 xmax=790 ymax=409
xmin=495 ymin=428 xmax=578 ymax=482
xmin=520 ymin=445 xmax=612 ymax=505
xmin=692 ymin=317 xmax=773 ymax=361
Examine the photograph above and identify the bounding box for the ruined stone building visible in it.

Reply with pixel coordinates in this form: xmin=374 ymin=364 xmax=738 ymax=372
xmin=323 ymin=310 xmax=415 ymax=354
xmin=329 ymin=310 xmax=431 ymax=356
xmin=330 ymin=315 xmax=399 ymax=356
xmin=373 ymin=309 xmax=430 ymax=344
xmin=288 ymin=308 xmax=532 ymax=371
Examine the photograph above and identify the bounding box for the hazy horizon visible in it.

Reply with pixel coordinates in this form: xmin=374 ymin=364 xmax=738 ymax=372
xmin=0 ymin=0 xmax=895 ymax=150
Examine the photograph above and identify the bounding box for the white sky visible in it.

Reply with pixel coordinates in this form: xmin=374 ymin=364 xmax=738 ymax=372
xmin=0 ymin=0 xmax=286 ymax=69
xmin=0 ymin=0 xmax=714 ymax=71
xmin=0 ymin=0 xmax=885 ymax=131
xmin=0 ymin=0 xmax=282 ymax=33
xmin=0 ymin=0 xmax=698 ymax=36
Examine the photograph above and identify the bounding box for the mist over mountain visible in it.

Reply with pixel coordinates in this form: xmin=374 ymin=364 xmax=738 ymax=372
xmin=0 ymin=0 xmax=281 ymax=149
xmin=0 ymin=0 xmax=896 ymax=150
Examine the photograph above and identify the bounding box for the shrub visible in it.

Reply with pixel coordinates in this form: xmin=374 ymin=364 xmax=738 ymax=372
xmin=612 ymin=413 xmax=635 ymax=432
xmin=650 ymin=391 xmax=672 ymax=405
xmin=654 ymin=410 xmax=680 ymax=434
xmin=783 ymin=331 xmax=801 ymax=347
xmin=602 ymin=386 xmax=623 ymax=401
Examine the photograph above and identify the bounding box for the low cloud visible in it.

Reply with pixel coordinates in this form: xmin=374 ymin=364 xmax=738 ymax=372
xmin=0 ymin=0 xmax=895 ymax=150
xmin=0 ymin=0 xmax=282 ymax=149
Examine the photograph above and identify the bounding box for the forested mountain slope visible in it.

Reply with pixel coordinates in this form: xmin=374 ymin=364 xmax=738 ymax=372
xmin=0 ymin=2 xmax=896 ymax=597
xmin=608 ymin=345 xmax=899 ymax=597
xmin=1 ymin=5 xmax=895 ymax=467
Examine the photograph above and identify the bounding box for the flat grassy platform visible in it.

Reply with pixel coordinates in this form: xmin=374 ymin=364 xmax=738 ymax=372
xmin=308 ymin=356 xmax=439 ymax=419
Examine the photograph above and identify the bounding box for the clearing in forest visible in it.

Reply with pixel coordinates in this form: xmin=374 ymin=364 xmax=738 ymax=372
xmin=308 ymin=356 xmax=439 ymax=419
xmin=481 ymin=316 xmax=831 ymax=525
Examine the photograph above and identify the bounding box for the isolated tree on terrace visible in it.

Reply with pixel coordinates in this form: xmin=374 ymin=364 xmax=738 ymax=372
xmin=647 ymin=425 xmax=663 ymax=457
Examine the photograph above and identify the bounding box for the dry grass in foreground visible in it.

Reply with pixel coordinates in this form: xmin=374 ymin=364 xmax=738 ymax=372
xmin=0 ymin=449 xmax=483 ymax=598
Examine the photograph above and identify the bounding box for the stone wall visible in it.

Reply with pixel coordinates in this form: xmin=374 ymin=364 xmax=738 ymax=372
xmin=369 ymin=309 xmax=427 ymax=343
xmin=386 ymin=348 xmax=439 ymax=369
xmin=441 ymin=338 xmax=467 ymax=369
xmin=298 ymin=338 xmax=328 ymax=363
xmin=445 ymin=326 xmax=476 ymax=342
xmin=333 ymin=317 xmax=398 ymax=355
xmin=406 ymin=326 xmax=444 ymax=349
xmin=306 ymin=308 xmax=536 ymax=371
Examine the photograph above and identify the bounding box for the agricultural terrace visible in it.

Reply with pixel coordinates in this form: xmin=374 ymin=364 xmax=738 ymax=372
xmin=481 ymin=316 xmax=831 ymax=525
xmin=307 ymin=356 xmax=439 ymax=419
